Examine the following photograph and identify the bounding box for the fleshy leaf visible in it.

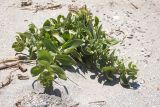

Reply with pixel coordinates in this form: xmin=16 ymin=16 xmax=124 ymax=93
xmin=56 ymin=54 xmax=76 ymax=66
xmin=37 ymin=50 xmax=52 ymax=63
xmin=102 ymin=66 xmax=115 ymax=73
xmin=42 ymin=38 xmax=58 ymax=52
xmin=12 ymin=41 xmax=25 ymax=52
xmin=120 ymin=74 xmax=130 ymax=87
xmin=94 ymin=16 xmax=99 ymax=27
xmin=31 ymin=66 xmax=44 ymax=77
xmin=51 ymin=65 xmax=67 ymax=80
xmin=62 ymin=39 xmax=83 ymax=54
xmin=52 ymin=33 xmax=65 ymax=43
xmin=38 ymin=71 xmax=54 ymax=87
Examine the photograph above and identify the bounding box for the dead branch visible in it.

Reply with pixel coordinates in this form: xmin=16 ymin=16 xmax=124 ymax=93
xmin=0 ymin=55 xmax=35 ymax=71
xmin=21 ymin=3 xmax=62 ymax=13
xmin=0 ymin=61 xmax=19 ymax=70
xmin=0 ymin=55 xmax=27 ymax=64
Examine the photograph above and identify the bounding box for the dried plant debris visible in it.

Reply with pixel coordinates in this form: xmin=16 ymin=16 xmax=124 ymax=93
xmin=0 ymin=61 xmax=19 ymax=70
xmin=17 ymin=74 xmax=29 ymax=80
xmin=21 ymin=3 xmax=62 ymax=13
xmin=89 ymin=101 xmax=106 ymax=107
xmin=21 ymin=0 xmax=32 ymax=7
xmin=0 ymin=71 xmax=13 ymax=89
xmin=0 ymin=55 xmax=31 ymax=71
xmin=127 ymin=0 xmax=138 ymax=9
xmin=15 ymin=92 xmax=78 ymax=107
xmin=18 ymin=64 xmax=27 ymax=72
xmin=68 ymin=4 xmax=79 ymax=12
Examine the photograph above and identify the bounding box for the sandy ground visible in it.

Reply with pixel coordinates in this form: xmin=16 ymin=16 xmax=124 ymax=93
xmin=0 ymin=0 xmax=160 ymax=107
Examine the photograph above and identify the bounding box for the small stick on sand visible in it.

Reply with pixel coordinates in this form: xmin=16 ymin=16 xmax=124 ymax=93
xmin=128 ymin=0 xmax=138 ymax=9
xmin=67 ymin=77 xmax=79 ymax=86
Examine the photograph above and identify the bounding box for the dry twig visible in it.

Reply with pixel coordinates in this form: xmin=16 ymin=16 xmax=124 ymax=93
xmin=128 ymin=0 xmax=138 ymax=9
xmin=21 ymin=3 xmax=62 ymax=13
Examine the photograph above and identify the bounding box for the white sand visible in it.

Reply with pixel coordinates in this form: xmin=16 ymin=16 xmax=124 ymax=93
xmin=0 ymin=0 xmax=160 ymax=107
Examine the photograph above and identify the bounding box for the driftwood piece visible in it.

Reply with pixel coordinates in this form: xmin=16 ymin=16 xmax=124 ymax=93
xmin=0 ymin=55 xmax=27 ymax=64
xmin=0 ymin=61 xmax=19 ymax=70
xmin=17 ymin=74 xmax=29 ymax=80
xmin=18 ymin=64 xmax=27 ymax=72
xmin=21 ymin=0 xmax=32 ymax=7
xmin=21 ymin=3 xmax=62 ymax=13
xmin=0 ymin=71 xmax=13 ymax=89
xmin=89 ymin=100 xmax=106 ymax=106
xmin=0 ymin=55 xmax=32 ymax=71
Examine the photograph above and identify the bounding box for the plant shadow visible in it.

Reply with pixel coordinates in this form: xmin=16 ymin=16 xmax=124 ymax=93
xmin=43 ymin=86 xmax=62 ymax=97
xmin=63 ymin=64 xmax=140 ymax=90
xmin=90 ymin=68 xmax=120 ymax=86
xmin=130 ymin=82 xmax=140 ymax=90
xmin=32 ymin=81 xmax=69 ymax=97
xmin=63 ymin=65 xmax=88 ymax=79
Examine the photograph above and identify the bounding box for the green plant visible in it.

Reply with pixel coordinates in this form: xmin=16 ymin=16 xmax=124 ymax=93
xmin=12 ymin=6 xmax=138 ymax=88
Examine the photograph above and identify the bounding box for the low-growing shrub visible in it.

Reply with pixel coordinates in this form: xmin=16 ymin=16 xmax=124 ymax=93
xmin=12 ymin=6 xmax=138 ymax=88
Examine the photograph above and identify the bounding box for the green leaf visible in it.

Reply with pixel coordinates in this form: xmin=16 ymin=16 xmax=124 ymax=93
xmin=102 ymin=66 xmax=115 ymax=73
xmin=12 ymin=41 xmax=25 ymax=52
xmin=71 ymin=50 xmax=82 ymax=62
xmin=120 ymin=74 xmax=130 ymax=87
xmin=38 ymin=60 xmax=51 ymax=70
xmin=16 ymin=32 xmax=26 ymax=42
xmin=43 ymin=19 xmax=51 ymax=27
xmin=31 ymin=66 xmax=44 ymax=77
xmin=28 ymin=23 xmax=37 ymax=33
xmin=50 ymin=18 xmax=57 ymax=24
xmin=57 ymin=15 xmax=65 ymax=23
xmin=62 ymin=32 xmax=72 ymax=41
xmin=62 ymin=39 xmax=83 ymax=54
xmin=89 ymin=21 xmax=97 ymax=39
xmin=51 ymin=65 xmax=67 ymax=80
xmin=62 ymin=39 xmax=83 ymax=49
xmin=94 ymin=16 xmax=99 ymax=26
xmin=52 ymin=33 xmax=65 ymax=43
xmin=56 ymin=54 xmax=76 ymax=66
xmin=37 ymin=50 xmax=53 ymax=63
xmin=38 ymin=71 xmax=54 ymax=87
xmin=128 ymin=62 xmax=132 ymax=69
xmin=81 ymin=46 xmax=94 ymax=55
xmin=42 ymin=38 xmax=58 ymax=52
xmin=108 ymin=38 xmax=119 ymax=45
